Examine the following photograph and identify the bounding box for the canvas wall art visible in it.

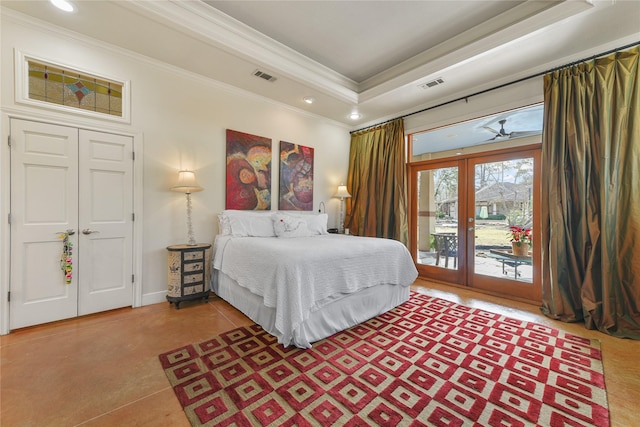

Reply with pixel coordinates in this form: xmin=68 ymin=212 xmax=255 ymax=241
xmin=279 ymin=141 xmax=314 ymax=211
xmin=226 ymin=129 xmax=272 ymax=210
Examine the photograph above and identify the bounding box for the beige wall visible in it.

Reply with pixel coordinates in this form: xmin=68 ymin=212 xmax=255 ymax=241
xmin=0 ymin=10 xmax=351 ymax=325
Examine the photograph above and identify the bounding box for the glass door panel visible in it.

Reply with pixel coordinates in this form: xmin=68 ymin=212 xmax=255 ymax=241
xmin=467 ymin=150 xmax=541 ymax=301
xmin=414 ymin=162 xmax=464 ymax=284
xmin=416 ymin=166 xmax=459 ymax=270
xmin=472 ymin=158 xmax=533 ymax=282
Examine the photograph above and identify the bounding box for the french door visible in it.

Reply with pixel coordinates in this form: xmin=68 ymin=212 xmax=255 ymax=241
xmin=9 ymin=119 xmax=134 ymax=329
xmin=409 ymin=147 xmax=541 ymax=302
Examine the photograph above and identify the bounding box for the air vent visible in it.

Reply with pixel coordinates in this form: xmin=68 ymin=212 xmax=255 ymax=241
xmin=419 ymin=78 xmax=444 ymax=89
xmin=253 ymin=70 xmax=277 ymax=82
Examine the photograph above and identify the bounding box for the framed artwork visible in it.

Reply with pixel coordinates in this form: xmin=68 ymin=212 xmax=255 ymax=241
xmin=226 ymin=129 xmax=272 ymax=210
xmin=279 ymin=141 xmax=314 ymax=211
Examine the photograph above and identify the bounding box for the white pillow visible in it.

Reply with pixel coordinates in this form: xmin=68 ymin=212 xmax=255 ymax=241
xmin=279 ymin=212 xmax=328 ymax=235
xmin=219 ymin=210 xmax=275 ymax=237
xmin=305 ymin=213 xmax=329 ymax=235
xmin=272 ymin=213 xmax=317 ymax=238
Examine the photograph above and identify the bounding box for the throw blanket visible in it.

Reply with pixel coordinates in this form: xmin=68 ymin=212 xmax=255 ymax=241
xmin=213 ymin=235 xmax=418 ymax=347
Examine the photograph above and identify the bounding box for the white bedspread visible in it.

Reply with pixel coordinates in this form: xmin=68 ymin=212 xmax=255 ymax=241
xmin=213 ymin=234 xmax=418 ymax=347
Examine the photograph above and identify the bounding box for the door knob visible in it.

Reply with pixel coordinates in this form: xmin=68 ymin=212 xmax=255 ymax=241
xmin=82 ymin=228 xmax=99 ymax=235
xmin=468 ymin=227 xmax=474 ymax=231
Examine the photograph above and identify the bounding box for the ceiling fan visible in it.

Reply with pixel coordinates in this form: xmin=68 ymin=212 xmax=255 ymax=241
xmin=483 ymin=119 xmax=540 ymax=141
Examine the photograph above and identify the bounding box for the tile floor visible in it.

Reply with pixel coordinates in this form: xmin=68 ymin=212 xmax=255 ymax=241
xmin=1 ymin=279 xmax=638 ymax=426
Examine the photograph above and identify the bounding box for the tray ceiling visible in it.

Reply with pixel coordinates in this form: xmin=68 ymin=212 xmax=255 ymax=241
xmin=2 ymin=0 xmax=639 ymax=132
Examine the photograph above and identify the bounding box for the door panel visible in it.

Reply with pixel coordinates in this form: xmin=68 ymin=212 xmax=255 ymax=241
xmin=78 ymin=130 xmax=133 ymax=315
xmin=413 ymin=161 xmax=465 ymax=284
xmin=467 ymin=151 xmax=541 ymax=301
xmin=10 ymin=120 xmax=79 ymax=328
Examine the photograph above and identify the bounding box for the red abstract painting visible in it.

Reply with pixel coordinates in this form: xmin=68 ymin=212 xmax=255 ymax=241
xmin=279 ymin=141 xmax=314 ymax=211
xmin=226 ymin=129 xmax=272 ymax=210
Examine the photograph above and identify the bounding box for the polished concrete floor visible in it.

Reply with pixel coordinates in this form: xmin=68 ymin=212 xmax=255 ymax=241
xmin=1 ymin=279 xmax=638 ymax=426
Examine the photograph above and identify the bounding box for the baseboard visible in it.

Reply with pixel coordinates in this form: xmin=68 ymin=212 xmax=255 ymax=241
xmin=142 ymin=290 xmax=168 ymax=306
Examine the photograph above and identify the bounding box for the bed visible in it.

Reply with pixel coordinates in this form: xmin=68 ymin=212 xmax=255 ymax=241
xmin=210 ymin=210 xmax=418 ymax=348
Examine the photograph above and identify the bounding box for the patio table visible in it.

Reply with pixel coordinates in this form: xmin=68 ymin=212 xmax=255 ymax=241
xmin=488 ymin=249 xmax=532 ymax=278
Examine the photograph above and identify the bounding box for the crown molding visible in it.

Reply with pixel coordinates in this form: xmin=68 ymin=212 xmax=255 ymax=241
xmin=123 ymin=0 xmax=592 ymax=107
xmin=1 ymin=7 xmax=351 ymax=130
xmin=357 ymin=0 xmax=594 ymax=103
xmin=122 ymin=0 xmax=360 ymax=103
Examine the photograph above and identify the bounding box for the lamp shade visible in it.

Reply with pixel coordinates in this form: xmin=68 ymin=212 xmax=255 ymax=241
xmin=334 ymin=184 xmax=351 ymax=199
xmin=171 ymin=170 xmax=203 ymax=193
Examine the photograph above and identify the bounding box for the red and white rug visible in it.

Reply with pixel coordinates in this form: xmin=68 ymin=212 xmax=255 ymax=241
xmin=159 ymin=292 xmax=609 ymax=426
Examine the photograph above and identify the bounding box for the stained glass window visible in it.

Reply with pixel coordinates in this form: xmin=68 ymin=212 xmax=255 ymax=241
xmin=27 ymin=59 xmax=123 ymax=118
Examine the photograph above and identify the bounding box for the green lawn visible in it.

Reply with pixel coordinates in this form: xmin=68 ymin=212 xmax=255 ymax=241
xmin=435 ymin=220 xmax=513 ymax=247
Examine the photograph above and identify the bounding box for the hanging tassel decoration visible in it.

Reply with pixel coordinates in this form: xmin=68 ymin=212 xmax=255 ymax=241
xmin=59 ymin=232 xmax=73 ymax=284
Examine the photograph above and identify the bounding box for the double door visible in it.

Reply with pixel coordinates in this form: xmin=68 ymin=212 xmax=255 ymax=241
xmin=410 ymin=148 xmax=541 ymax=302
xmin=9 ymin=119 xmax=134 ymax=329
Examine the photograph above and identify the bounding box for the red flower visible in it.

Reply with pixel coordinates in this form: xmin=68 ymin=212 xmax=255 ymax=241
xmin=508 ymin=225 xmax=532 ymax=245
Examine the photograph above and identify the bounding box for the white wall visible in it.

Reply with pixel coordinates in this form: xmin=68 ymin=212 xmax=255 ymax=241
xmin=0 ymin=10 xmax=351 ymax=326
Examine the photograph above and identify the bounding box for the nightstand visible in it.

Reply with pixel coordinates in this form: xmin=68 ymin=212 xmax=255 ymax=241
xmin=166 ymin=243 xmax=212 ymax=309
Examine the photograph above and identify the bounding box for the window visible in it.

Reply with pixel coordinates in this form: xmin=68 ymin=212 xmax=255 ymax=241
xmin=15 ymin=51 xmax=130 ymax=123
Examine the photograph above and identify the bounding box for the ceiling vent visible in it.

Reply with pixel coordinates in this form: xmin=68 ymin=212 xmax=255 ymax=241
xmin=420 ymin=78 xmax=444 ymax=89
xmin=253 ymin=69 xmax=277 ymax=82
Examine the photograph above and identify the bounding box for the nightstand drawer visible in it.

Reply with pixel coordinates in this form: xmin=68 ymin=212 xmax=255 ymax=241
xmin=183 ymin=283 xmax=205 ymax=295
xmin=184 ymin=250 xmax=204 ymax=261
xmin=183 ymin=272 xmax=203 ymax=284
xmin=183 ymin=262 xmax=203 ymax=273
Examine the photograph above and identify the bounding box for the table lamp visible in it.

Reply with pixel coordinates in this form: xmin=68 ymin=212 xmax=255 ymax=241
xmin=334 ymin=183 xmax=351 ymax=234
xmin=171 ymin=170 xmax=203 ymax=245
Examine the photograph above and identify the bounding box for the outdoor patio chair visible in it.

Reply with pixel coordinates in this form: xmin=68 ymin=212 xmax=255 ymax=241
xmin=433 ymin=232 xmax=458 ymax=268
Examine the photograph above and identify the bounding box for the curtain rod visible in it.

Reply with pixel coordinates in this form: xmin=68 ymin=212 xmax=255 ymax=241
xmin=350 ymin=40 xmax=640 ymax=134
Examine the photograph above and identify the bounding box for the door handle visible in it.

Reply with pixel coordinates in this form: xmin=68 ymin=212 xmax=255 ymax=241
xmin=56 ymin=229 xmax=76 ymax=236
xmin=468 ymin=227 xmax=474 ymax=231
xmin=82 ymin=228 xmax=99 ymax=235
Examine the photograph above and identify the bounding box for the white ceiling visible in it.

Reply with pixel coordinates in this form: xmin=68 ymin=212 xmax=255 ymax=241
xmin=2 ymin=0 xmax=639 ymax=134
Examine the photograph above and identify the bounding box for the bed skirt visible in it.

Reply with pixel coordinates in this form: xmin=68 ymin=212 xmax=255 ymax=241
xmin=211 ymin=270 xmax=410 ymax=348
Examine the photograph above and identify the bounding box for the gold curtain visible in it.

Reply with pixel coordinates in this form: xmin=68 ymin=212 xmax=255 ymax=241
xmin=541 ymin=46 xmax=640 ymax=338
xmin=346 ymin=119 xmax=408 ymax=244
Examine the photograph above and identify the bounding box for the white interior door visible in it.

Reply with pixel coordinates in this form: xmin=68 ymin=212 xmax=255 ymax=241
xmin=78 ymin=130 xmax=133 ymax=315
xmin=9 ymin=120 xmax=79 ymax=328
xmin=10 ymin=119 xmax=134 ymax=329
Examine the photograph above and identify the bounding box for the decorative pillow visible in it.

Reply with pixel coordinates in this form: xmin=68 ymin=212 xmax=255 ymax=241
xmin=219 ymin=210 xmax=275 ymax=237
xmin=218 ymin=214 xmax=232 ymax=235
xmin=278 ymin=212 xmax=328 ymax=235
xmin=272 ymin=213 xmax=317 ymax=238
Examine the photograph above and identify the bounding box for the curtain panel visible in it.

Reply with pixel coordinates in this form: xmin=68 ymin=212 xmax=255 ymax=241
xmin=541 ymin=46 xmax=640 ymax=339
xmin=346 ymin=119 xmax=408 ymax=244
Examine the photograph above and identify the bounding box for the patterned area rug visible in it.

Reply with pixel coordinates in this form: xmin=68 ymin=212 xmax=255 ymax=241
xmin=159 ymin=292 xmax=609 ymax=426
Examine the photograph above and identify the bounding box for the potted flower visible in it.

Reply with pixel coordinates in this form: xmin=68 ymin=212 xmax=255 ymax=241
xmin=508 ymin=225 xmax=532 ymax=256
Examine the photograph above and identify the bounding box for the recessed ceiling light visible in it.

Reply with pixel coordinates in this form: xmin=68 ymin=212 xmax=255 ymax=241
xmin=303 ymin=97 xmax=314 ymax=104
xmin=50 ymin=0 xmax=74 ymax=12
xmin=350 ymin=113 xmax=361 ymax=120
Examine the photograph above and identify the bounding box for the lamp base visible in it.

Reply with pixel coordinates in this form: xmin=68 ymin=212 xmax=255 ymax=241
xmin=338 ymin=197 xmax=345 ymax=234
xmin=185 ymin=193 xmax=197 ymax=246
